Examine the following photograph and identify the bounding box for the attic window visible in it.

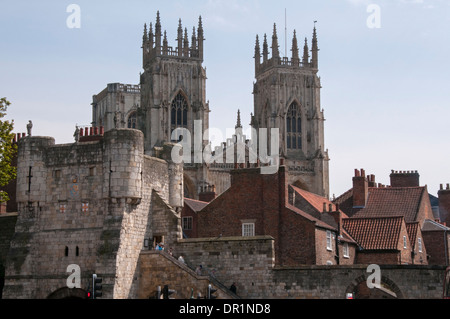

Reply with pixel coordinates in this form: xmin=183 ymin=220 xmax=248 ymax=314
xmin=418 ymin=238 xmax=422 ymax=253
xmin=403 ymin=236 xmax=407 ymax=249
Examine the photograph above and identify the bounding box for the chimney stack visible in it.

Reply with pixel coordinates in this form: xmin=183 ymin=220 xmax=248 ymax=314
xmin=199 ymin=185 xmax=217 ymax=202
xmin=390 ymin=170 xmax=420 ymax=187
xmin=438 ymin=183 xmax=450 ymax=227
xmin=353 ymin=168 xmax=368 ymax=208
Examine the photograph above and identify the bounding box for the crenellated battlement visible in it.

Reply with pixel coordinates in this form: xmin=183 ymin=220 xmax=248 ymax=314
xmin=254 ymin=24 xmax=319 ymax=77
xmin=142 ymin=11 xmax=204 ymax=68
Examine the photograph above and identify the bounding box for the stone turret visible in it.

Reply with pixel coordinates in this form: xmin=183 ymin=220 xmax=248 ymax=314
xmin=103 ymin=129 xmax=144 ymax=202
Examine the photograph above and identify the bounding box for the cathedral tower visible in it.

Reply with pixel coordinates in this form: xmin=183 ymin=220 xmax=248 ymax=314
xmin=138 ymin=12 xmax=212 ymax=199
xmin=138 ymin=12 xmax=209 ymax=155
xmin=252 ymin=23 xmax=329 ymax=198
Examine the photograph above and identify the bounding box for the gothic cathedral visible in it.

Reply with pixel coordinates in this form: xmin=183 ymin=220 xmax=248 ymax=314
xmin=92 ymin=12 xmax=329 ymax=200
xmin=252 ymin=24 xmax=329 ymax=198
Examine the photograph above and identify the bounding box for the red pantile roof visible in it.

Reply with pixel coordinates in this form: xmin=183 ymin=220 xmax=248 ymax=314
xmin=342 ymin=216 xmax=405 ymax=250
xmin=351 ymin=187 xmax=426 ymax=222
xmin=290 ymin=185 xmax=336 ymax=213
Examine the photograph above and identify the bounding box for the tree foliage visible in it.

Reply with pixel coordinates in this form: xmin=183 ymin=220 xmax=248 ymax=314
xmin=0 ymin=97 xmax=17 ymax=203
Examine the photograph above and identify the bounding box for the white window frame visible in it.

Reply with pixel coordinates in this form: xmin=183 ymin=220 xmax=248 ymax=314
xmin=343 ymin=242 xmax=349 ymax=258
xmin=242 ymin=223 xmax=255 ymax=237
xmin=403 ymin=236 xmax=407 ymax=249
xmin=326 ymin=230 xmax=333 ymax=251
xmin=418 ymin=238 xmax=422 ymax=253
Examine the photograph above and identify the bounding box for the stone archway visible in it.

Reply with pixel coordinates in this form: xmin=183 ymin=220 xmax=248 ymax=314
xmin=345 ymin=275 xmax=404 ymax=299
xmin=47 ymin=287 xmax=87 ymax=299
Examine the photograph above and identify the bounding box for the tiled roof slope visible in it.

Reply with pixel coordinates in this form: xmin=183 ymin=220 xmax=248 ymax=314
xmin=184 ymin=198 xmax=209 ymax=212
xmin=342 ymin=216 xmax=404 ymax=250
xmin=290 ymin=185 xmax=336 ymax=213
xmin=351 ymin=187 xmax=426 ymax=222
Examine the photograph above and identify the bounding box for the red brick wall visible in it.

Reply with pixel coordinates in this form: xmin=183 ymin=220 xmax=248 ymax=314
xmin=412 ymin=228 xmax=428 ymax=265
xmin=389 ymin=171 xmax=420 ymax=187
xmin=279 ymin=207 xmax=317 ymax=265
xmin=422 ymin=231 xmax=450 ymax=265
xmin=438 ymin=186 xmax=450 ymax=226
xmin=197 ymin=167 xmax=285 ymax=262
xmin=197 ymin=166 xmax=329 ymax=266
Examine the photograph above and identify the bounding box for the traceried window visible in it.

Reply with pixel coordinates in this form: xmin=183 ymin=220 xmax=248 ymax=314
xmin=171 ymin=92 xmax=188 ymax=139
xmin=127 ymin=111 xmax=137 ymax=129
xmin=286 ymin=102 xmax=302 ymax=150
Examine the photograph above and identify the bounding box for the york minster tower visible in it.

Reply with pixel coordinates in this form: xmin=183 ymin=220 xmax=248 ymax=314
xmin=91 ymin=13 xmax=330 ymax=200
xmin=252 ymin=24 xmax=329 ymax=198
xmin=138 ymin=12 xmax=209 ymax=154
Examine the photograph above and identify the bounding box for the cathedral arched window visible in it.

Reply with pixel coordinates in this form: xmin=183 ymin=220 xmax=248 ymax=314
xmin=171 ymin=92 xmax=188 ymax=141
xmin=127 ymin=111 xmax=137 ymax=129
xmin=171 ymin=93 xmax=188 ymax=128
xmin=286 ymin=102 xmax=302 ymax=150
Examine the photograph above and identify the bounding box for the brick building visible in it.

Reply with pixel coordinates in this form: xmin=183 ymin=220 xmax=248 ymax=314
xmin=190 ymin=163 xmax=356 ymax=266
xmin=334 ymin=169 xmax=447 ymax=266
xmin=342 ymin=216 xmax=424 ymax=265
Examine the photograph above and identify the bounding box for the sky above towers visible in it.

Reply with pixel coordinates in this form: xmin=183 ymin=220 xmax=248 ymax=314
xmin=1 ymin=0 xmax=449 ymax=199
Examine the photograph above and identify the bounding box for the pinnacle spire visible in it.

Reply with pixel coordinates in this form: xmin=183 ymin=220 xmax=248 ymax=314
xmin=198 ymin=15 xmax=203 ymax=33
xmin=148 ymin=22 xmax=153 ymax=45
xmin=163 ymin=30 xmax=168 ymax=54
xmin=177 ymin=19 xmax=183 ymax=56
xmin=254 ymin=34 xmax=260 ymax=58
xmin=235 ymin=109 xmax=242 ymax=129
xmin=311 ymin=22 xmax=319 ymax=69
xmin=183 ymin=27 xmax=190 ymax=56
xmin=191 ymin=26 xmax=197 ymax=49
xmin=303 ymin=37 xmax=309 ymax=64
xmin=271 ymin=23 xmax=279 ymax=58
xmin=291 ymin=29 xmax=299 ymax=64
xmin=262 ymin=33 xmax=269 ymax=62
xmin=197 ymin=15 xmax=204 ymax=61
xmin=143 ymin=23 xmax=148 ymax=43
xmin=155 ymin=11 xmax=162 ymax=50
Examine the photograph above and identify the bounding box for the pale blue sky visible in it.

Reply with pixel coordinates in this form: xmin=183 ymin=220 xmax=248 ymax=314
xmin=1 ymin=0 xmax=449 ymax=199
